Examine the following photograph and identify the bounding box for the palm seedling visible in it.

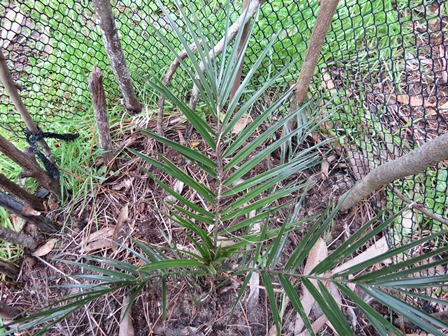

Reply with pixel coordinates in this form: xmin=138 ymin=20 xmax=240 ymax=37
xmin=7 ymin=1 xmax=448 ymax=335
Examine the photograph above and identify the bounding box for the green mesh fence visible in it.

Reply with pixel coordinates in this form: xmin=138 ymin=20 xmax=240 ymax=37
xmin=1 ymin=0 xmax=447 ymax=302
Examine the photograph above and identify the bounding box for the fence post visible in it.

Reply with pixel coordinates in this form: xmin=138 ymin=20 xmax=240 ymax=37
xmin=91 ymin=0 xmax=142 ymax=114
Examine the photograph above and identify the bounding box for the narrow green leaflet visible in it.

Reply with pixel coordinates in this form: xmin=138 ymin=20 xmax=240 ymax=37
xmin=361 ymin=286 xmax=448 ymax=335
xmin=334 ymin=231 xmax=448 ymax=277
xmin=140 ymin=259 xmax=204 ymax=272
xmin=311 ymin=212 xmax=394 ymax=275
xmin=302 ymin=278 xmax=354 ymax=336
xmin=278 ymin=275 xmax=315 ymax=336
xmin=140 ymin=129 xmax=217 ymax=173
xmin=336 ymin=283 xmax=401 ymax=335
xmin=261 ymin=272 xmax=281 ymax=335
xmin=146 ymin=80 xmax=216 ymax=149
xmin=141 ymin=167 xmax=213 ymax=217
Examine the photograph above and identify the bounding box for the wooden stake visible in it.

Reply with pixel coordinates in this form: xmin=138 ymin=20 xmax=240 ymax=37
xmin=91 ymin=0 xmax=142 ymax=114
xmin=89 ymin=65 xmax=117 ymax=171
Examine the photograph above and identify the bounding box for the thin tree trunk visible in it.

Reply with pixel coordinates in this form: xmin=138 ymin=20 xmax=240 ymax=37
xmin=340 ymin=133 xmax=448 ymax=211
xmin=0 ymin=173 xmax=44 ymax=211
xmin=0 ymin=135 xmax=60 ymax=197
xmin=288 ymin=0 xmax=340 ymax=113
xmin=0 ymin=191 xmax=57 ymax=233
xmin=91 ymin=0 xmax=142 ymax=114
xmin=89 ymin=65 xmax=117 ymax=170
xmin=0 ymin=50 xmax=53 ymax=158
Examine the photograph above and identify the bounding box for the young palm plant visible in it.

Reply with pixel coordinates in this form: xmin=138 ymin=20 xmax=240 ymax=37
xmin=6 ymin=1 xmax=447 ymax=335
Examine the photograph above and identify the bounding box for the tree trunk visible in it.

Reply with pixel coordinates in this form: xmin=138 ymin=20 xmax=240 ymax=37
xmin=288 ymin=0 xmax=340 ymax=113
xmin=91 ymin=0 xmax=142 ymax=114
xmin=339 ymin=133 xmax=448 ymax=211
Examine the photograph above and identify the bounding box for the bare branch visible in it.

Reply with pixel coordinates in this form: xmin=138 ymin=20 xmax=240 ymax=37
xmin=288 ymin=0 xmax=340 ymax=113
xmin=0 ymin=50 xmax=52 ymax=157
xmin=339 ymin=133 xmax=448 ymax=211
xmin=0 ymin=134 xmax=60 ymax=197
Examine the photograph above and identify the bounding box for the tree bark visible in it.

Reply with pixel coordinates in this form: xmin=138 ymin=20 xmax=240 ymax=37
xmin=340 ymin=133 xmax=448 ymax=211
xmin=91 ymin=0 xmax=142 ymax=114
xmin=89 ymin=65 xmax=117 ymax=170
xmin=0 ymin=50 xmax=53 ymax=158
xmin=0 ymin=191 xmax=57 ymax=233
xmin=0 ymin=135 xmax=60 ymax=197
xmin=0 ymin=173 xmax=44 ymax=211
xmin=288 ymin=0 xmax=340 ymax=113
xmin=0 ymin=225 xmax=37 ymax=250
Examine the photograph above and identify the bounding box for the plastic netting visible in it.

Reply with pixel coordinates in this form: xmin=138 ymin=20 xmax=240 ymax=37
xmin=1 ymin=0 xmax=447 ymax=287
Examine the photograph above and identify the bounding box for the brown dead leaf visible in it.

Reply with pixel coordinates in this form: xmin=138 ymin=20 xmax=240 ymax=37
xmin=119 ymin=295 xmax=135 ymax=336
xmin=112 ymin=178 xmax=134 ymax=191
xmin=440 ymin=101 xmax=448 ymax=110
xmin=232 ymin=115 xmax=253 ymax=134
xmin=295 ymin=238 xmax=328 ymax=334
xmin=332 ymin=237 xmax=390 ymax=275
xmin=83 ymin=227 xmax=114 ymax=252
xmin=112 ymin=203 xmax=129 ymax=250
xmin=396 ymin=94 xmax=434 ymax=107
xmin=32 ymin=238 xmax=58 ymax=257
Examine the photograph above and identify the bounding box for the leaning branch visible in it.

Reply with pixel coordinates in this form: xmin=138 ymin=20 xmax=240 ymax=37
xmin=0 ymin=134 xmax=60 ymax=197
xmin=339 ymin=133 xmax=448 ymax=211
xmin=288 ymin=0 xmax=340 ymax=113
xmin=0 ymin=50 xmax=52 ymax=157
